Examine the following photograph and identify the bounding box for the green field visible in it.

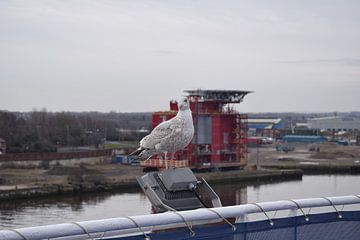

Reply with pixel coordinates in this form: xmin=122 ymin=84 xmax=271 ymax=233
xmin=103 ymin=141 xmax=139 ymax=149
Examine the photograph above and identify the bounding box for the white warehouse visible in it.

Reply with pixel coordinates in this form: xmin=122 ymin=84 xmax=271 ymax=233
xmin=307 ymin=116 xmax=360 ymax=131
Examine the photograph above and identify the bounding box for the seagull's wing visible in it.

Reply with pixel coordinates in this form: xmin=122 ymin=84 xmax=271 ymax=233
xmin=140 ymin=118 xmax=181 ymax=149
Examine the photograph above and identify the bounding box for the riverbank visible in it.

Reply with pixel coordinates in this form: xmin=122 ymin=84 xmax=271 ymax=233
xmin=0 ymin=164 xmax=302 ymax=201
xmin=2 ymin=141 xmax=359 ymax=201
xmin=262 ymin=163 xmax=360 ymax=174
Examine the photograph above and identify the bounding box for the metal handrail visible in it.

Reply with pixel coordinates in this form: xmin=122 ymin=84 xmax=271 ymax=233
xmin=1 ymin=195 xmax=359 ymax=240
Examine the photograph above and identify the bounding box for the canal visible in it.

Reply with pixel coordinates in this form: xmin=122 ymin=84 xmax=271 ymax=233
xmin=0 ymin=174 xmax=359 ymax=229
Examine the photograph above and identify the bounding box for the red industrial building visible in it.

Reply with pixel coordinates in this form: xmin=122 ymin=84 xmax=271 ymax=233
xmin=141 ymin=89 xmax=251 ymax=171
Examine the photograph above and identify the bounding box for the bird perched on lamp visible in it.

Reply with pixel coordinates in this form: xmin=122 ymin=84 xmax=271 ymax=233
xmin=129 ymin=98 xmax=194 ymax=168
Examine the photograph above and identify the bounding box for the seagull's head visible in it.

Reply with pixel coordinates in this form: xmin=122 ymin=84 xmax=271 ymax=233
xmin=178 ymin=97 xmax=190 ymax=111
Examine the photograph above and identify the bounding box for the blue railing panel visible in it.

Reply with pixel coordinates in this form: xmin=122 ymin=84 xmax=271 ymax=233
xmin=110 ymin=211 xmax=360 ymax=240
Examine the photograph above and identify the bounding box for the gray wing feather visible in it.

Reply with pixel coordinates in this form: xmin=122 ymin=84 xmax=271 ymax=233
xmin=140 ymin=117 xmax=183 ymax=149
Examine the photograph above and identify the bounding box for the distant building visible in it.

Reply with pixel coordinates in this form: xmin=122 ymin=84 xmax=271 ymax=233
xmin=0 ymin=138 xmax=6 ymax=154
xmin=307 ymin=117 xmax=360 ymax=132
xmin=248 ymin=118 xmax=283 ymax=137
xmin=295 ymin=123 xmax=309 ymax=129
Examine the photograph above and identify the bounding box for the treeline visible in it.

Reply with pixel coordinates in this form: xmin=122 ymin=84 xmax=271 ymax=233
xmin=0 ymin=110 xmax=151 ymax=153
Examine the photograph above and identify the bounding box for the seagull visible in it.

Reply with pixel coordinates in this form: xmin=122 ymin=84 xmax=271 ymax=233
xmin=129 ymin=98 xmax=194 ymax=168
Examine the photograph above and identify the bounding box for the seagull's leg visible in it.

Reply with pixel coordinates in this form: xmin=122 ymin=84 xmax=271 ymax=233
xmin=164 ymin=151 xmax=168 ymax=169
xmin=170 ymin=153 xmax=175 ymax=168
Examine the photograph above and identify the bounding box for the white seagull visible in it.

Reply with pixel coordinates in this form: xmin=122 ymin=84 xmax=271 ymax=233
xmin=129 ymin=98 xmax=194 ymax=168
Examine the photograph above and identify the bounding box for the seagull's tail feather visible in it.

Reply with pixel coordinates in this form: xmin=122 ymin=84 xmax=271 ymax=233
xmin=128 ymin=148 xmax=145 ymax=156
xmin=128 ymin=148 xmax=153 ymax=161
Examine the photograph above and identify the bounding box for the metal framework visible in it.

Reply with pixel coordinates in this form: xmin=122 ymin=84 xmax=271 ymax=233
xmin=184 ymin=89 xmax=252 ymax=103
xmin=236 ymin=114 xmax=248 ymax=166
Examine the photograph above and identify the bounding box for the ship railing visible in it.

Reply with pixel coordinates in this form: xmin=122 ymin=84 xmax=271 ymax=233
xmin=1 ymin=195 xmax=360 ymax=240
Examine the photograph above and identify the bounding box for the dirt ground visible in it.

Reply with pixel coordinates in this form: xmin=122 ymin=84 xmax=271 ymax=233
xmin=248 ymin=142 xmax=360 ymax=168
xmin=0 ymin=164 xmax=143 ymax=192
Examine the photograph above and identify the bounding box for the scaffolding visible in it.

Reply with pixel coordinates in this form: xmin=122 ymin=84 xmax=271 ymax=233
xmin=236 ymin=114 xmax=248 ymax=166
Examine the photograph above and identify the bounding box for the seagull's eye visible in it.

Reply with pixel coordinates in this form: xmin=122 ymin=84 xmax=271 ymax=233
xmin=184 ymin=99 xmax=188 ymax=102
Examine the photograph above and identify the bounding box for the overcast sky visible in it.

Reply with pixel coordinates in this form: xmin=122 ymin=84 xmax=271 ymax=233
xmin=0 ymin=0 xmax=359 ymax=113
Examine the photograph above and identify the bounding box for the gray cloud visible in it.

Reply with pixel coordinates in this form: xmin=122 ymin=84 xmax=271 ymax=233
xmin=0 ymin=1 xmax=359 ymax=112
xmin=152 ymin=50 xmax=179 ymax=55
xmin=279 ymin=58 xmax=360 ymax=67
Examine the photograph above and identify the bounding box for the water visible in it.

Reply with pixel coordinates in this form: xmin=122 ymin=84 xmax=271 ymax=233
xmin=0 ymin=174 xmax=359 ymax=229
